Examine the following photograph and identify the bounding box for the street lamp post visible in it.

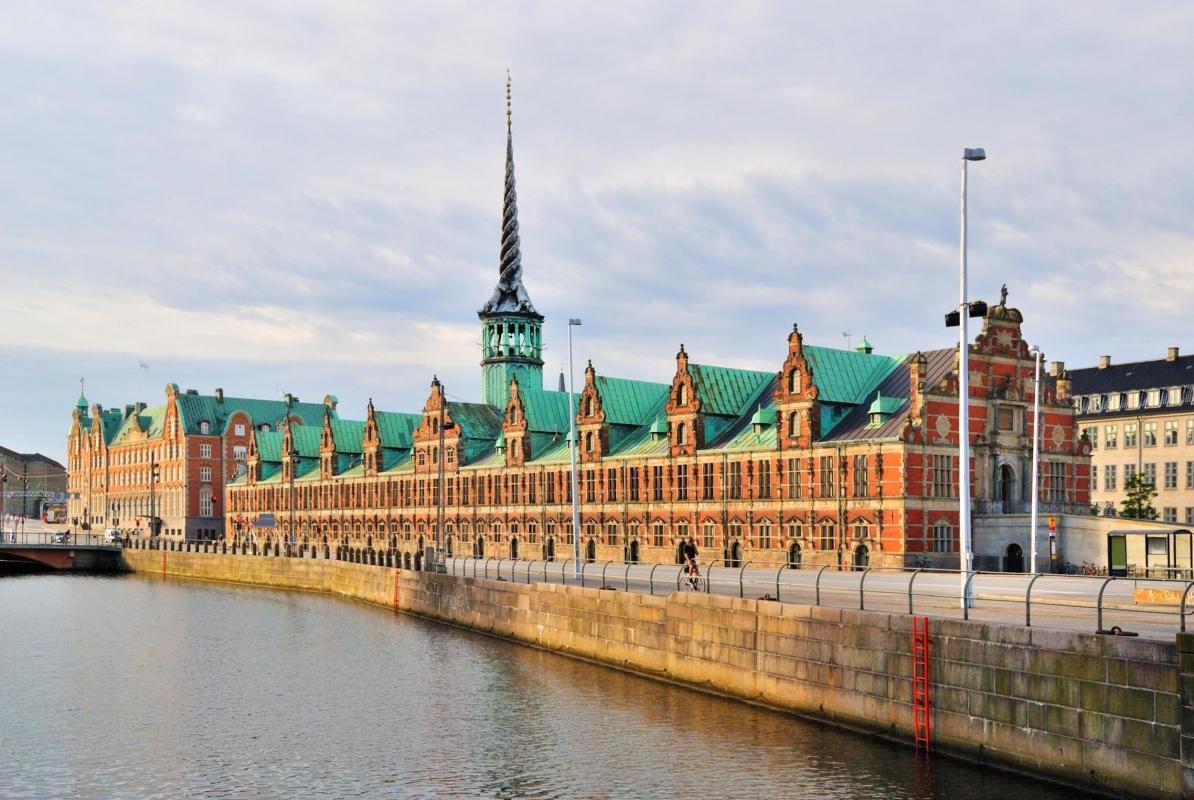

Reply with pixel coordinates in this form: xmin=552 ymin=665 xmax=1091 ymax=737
xmin=289 ymin=448 xmax=299 ymax=553
xmin=567 ymin=318 xmax=583 ymax=580
xmin=1029 ymin=345 xmax=1043 ymax=573
xmin=434 ymin=395 xmax=453 ymax=572
xmin=957 ymin=147 xmax=986 ymax=609
xmin=149 ymin=453 xmax=160 ymax=540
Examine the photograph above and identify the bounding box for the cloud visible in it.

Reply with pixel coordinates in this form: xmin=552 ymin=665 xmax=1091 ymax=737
xmin=3 ymin=1 xmax=1194 ymax=462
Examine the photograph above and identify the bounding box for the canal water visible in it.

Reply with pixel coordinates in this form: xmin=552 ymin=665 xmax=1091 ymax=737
xmin=0 ymin=574 xmax=1101 ymax=799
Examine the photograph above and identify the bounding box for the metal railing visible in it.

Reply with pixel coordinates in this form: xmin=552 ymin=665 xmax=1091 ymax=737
xmin=0 ymin=530 xmax=111 ymax=547
xmin=120 ymin=540 xmax=1194 ymax=640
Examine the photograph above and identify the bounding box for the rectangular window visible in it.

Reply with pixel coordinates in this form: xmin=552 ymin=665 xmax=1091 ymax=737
xmin=585 ymin=470 xmax=595 ymax=503
xmin=601 ymin=469 xmax=613 ymax=502
xmin=1165 ymin=420 xmax=1179 ymax=446
xmin=629 ymin=467 xmax=640 ymax=502
xmin=1124 ymin=424 xmax=1137 ymax=448
xmin=787 ymin=458 xmax=802 ymax=499
xmin=1046 ymin=462 xmax=1067 ymax=502
xmin=652 ymin=465 xmax=664 ymax=501
xmin=1125 ymin=464 xmax=1137 ymax=482
xmin=819 ymin=456 xmax=834 ymax=498
xmin=997 ymin=407 xmax=1015 ymax=431
xmin=234 ymin=424 xmax=246 ymax=436
xmin=757 ymin=461 xmax=771 ymax=499
xmin=546 ymin=473 xmax=555 ymax=503
xmin=1164 ymin=507 xmax=1177 ymax=523
xmin=199 ymin=443 xmax=212 ymax=459
xmin=818 ymin=522 xmax=835 ymax=551
xmin=447 ymin=479 xmax=455 ymax=506
xmin=1165 ymin=462 xmax=1178 ymax=490
xmin=1143 ymin=463 xmax=1157 ymax=487
xmin=853 ymin=454 xmax=868 ymax=497
xmin=1148 ymin=389 xmax=1162 ymax=408
xmin=1188 ymin=419 xmax=1194 ymax=445
xmin=1186 ymin=508 xmax=1194 ymax=525
xmin=652 ymin=523 xmax=664 ymax=548
xmin=702 ymin=522 xmax=715 ymax=549
xmin=1127 ymin=392 xmax=1141 ymax=410
xmin=1105 ymin=425 xmax=1117 ymax=449
xmin=701 ymin=463 xmax=714 ymax=501
xmin=932 ymin=454 xmax=953 ymax=498
xmin=758 ymin=524 xmax=772 ymax=550
xmin=233 ymin=445 xmax=247 ymax=461
xmin=1091 ymin=468 xmax=1097 ymax=492
xmin=729 ymin=462 xmax=743 ymax=500
xmin=676 ymin=464 xmax=689 ymax=501
xmin=932 ymin=523 xmax=952 ymax=553
xmin=199 ymin=491 xmax=213 ymax=517
xmin=1187 ymin=462 xmax=1194 ymax=490
xmin=1083 ymin=426 xmax=1098 ymax=448
xmin=1144 ymin=421 xmax=1157 ymax=447
xmin=199 ymin=466 xmax=212 ymax=482
xmin=528 ymin=474 xmax=536 ymax=504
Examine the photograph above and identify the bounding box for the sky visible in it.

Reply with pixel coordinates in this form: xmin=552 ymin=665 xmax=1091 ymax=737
xmin=3 ymin=2 xmax=1194 ymax=464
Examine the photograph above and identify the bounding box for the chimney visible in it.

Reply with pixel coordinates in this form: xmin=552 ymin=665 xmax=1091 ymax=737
xmin=1050 ymin=361 xmax=1064 ymax=378
xmin=214 ymin=387 xmax=224 ymax=402
xmin=1098 ymin=355 xmax=1111 ymax=369
xmin=1167 ymin=347 xmax=1180 ymax=362
xmin=135 ymin=402 xmax=147 ymax=414
xmin=908 ymin=351 xmax=928 ymax=421
xmin=123 ymin=404 xmax=135 ymax=418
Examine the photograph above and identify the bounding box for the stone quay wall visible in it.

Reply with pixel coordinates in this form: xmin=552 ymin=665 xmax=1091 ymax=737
xmin=122 ymin=549 xmax=1186 ymax=799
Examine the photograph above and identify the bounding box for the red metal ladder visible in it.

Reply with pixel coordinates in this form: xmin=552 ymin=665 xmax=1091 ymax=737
xmin=912 ymin=615 xmax=931 ymax=751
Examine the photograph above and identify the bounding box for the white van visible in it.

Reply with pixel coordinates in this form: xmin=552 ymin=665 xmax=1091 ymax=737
xmin=103 ymin=528 xmax=122 ymax=544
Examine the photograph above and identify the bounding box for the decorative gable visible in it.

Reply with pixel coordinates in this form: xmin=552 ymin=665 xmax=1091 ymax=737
xmin=319 ymin=407 xmax=336 ymax=479
xmin=502 ymin=377 xmax=531 ymax=467
xmin=412 ymin=376 xmax=462 ymax=471
xmin=362 ymin=399 xmax=382 ymax=477
xmin=576 ymin=360 xmax=609 ymax=462
xmin=774 ymin=324 xmax=820 ymax=448
xmin=664 ymin=344 xmax=703 ymax=455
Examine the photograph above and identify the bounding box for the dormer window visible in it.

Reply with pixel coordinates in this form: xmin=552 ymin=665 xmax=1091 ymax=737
xmin=259 ymin=423 xmax=271 ymax=432
xmin=199 ymin=421 xmax=210 ymax=434
xmin=788 ymin=370 xmax=801 ymax=394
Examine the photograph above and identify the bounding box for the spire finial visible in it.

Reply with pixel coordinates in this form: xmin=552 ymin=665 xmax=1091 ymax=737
xmin=480 ymin=71 xmax=535 ymax=316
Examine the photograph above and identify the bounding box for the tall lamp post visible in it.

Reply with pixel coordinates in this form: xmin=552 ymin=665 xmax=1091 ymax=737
xmin=288 ymin=448 xmax=299 ymax=552
xmin=1029 ymin=345 xmax=1042 ymax=573
xmin=435 ymin=391 xmax=453 ymax=572
xmin=945 ymin=146 xmax=987 ymax=609
xmin=567 ymin=318 xmax=583 ymax=580
xmin=149 ymin=453 xmax=160 ymax=540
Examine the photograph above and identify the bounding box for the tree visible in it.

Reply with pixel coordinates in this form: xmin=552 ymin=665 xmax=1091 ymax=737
xmin=1120 ymin=473 xmax=1158 ymax=520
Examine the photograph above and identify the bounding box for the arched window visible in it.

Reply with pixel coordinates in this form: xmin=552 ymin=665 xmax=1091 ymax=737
xmin=677 ymin=384 xmax=688 ymax=406
xmin=432 ymin=417 xmax=440 ymax=434
xmin=677 ymin=422 xmax=687 ymax=445
xmin=584 ymin=395 xmax=594 ymax=416
xmin=585 ymin=431 xmax=594 ymax=453
xmin=788 ymin=412 xmax=799 ymax=438
xmin=259 ymin=423 xmax=271 ymax=432
xmin=788 ymin=370 xmax=801 ymax=394
xmin=199 ymin=421 xmax=210 ymax=434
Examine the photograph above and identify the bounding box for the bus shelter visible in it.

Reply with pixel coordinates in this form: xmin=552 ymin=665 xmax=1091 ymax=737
xmin=1107 ymin=529 xmax=1193 ymax=578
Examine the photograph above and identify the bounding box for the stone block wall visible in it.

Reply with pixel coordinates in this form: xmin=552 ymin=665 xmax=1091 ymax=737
xmin=121 ymin=550 xmax=1185 ymax=799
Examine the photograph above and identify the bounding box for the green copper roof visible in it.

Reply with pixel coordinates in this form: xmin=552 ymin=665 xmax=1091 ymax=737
xmin=803 ymin=346 xmax=902 ymax=404
xmin=689 ymin=364 xmax=773 ymax=417
xmin=175 ymin=392 xmax=331 ymax=436
xmin=289 ymin=425 xmax=322 ymax=459
xmin=868 ymin=395 xmax=904 ymax=416
xmin=76 ymin=392 xmax=88 ymax=410
xmin=376 ymin=410 xmax=421 ymax=449
xmin=255 ymin=431 xmax=283 ymax=463
xmin=594 ymin=376 xmax=670 ymax=426
xmin=329 ymin=419 xmax=365 ymax=454
xmin=519 ymin=387 xmax=572 ymax=433
xmin=447 ymin=402 xmax=503 ymax=440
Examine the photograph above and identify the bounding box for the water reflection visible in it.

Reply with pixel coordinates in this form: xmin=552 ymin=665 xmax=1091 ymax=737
xmin=0 ymin=574 xmax=1097 ymax=799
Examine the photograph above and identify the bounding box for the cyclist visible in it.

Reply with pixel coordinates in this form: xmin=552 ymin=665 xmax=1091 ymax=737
xmin=682 ymin=538 xmax=699 ymax=576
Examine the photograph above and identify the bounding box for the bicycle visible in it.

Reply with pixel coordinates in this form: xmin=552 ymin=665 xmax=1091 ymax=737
xmin=680 ymin=561 xmax=706 ymax=593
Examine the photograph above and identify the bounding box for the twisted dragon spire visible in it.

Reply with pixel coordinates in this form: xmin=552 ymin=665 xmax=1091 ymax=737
xmin=481 ymin=71 xmax=536 ymax=315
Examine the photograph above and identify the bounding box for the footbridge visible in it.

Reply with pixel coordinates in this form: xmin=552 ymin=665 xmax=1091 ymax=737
xmin=0 ymin=533 xmax=124 ymax=572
